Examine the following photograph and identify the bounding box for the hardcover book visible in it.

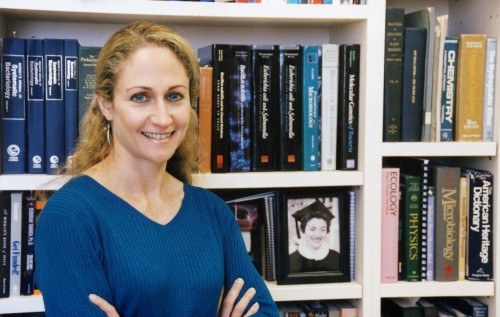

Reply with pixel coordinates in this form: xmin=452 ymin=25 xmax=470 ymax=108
xmin=198 ymin=66 xmax=213 ymax=174
xmin=430 ymin=15 xmax=448 ymax=142
xmin=0 ymin=192 xmax=11 ymax=298
xmin=320 ymin=43 xmax=340 ymax=170
xmin=405 ymin=7 xmax=436 ymax=142
xmin=382 ymin=298 xmax=424 ymax=317
xmin=44 ymin=38 xmax=65 ymax=174
xmin=301 ymin=45 xmax=320 ymax=171
xmin=78 ymin=46 xmax=101 ymax=128
xmin=455 ymin=34 xmax=487 ymax=141
xmin=381 ymin=167 xmax=400 ymax=283
xmin=198 ymin=44 xmax=230 ymax=173
xmin=462 ymin=167 xmax=493 ymax=281
xmin=426 ymin=186 xmax=435 ymax=281
xmin=2 ymin=37 xmax=27 ymax=174
xmin=252 ymin=45 xmax=279 ymax=171
xmin=401 ymin=27 xmax=427 ymax=142
xmin=444 ymin=297 xmax=488 ymax=317
xmin=64 ymin=39 xmax=79 ymax=160
xmin=458 ymin=176 xmax=467 ymax=280
xmin=337 ymin=44 xmax=360 ymax=170
xmin=482 ymin=37 xmax=497 ymax=141
xmin=383 ymin=7 xmax=405 ymax=142
xmin=228 ymin=45 xmax=252 ymax=172
xmin=400 ymin=173 xmax=422 ymax=282
xmin=440 ymin=36 xmax=458 ymax=141
xmin=26 ymin=38 xmax=45 ymax=174
xmin=432 ymin=165 xmax=460 ymax=281
xmin=278 ymin=45 xmax=302 ymax=171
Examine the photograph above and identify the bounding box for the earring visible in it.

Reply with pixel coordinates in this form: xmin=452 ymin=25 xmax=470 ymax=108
xmin=107 ymin=121 xmax=111 ymax=145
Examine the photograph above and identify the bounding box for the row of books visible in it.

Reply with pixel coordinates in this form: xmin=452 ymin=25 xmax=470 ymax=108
xmin=211 ymin=187 xmax=356 ymax=285
xmin=1 ymin=37 xmax=101 ymax=175
xmin=382 ymin=297 xmax=488 ymax=317
xmin=381 ymin=158 xmax=493 ymax=283
xmin=383 ymin=7 xmax=497 ymax=142
xmin=277 ymin=299 xmax=358 ymax=316
xmin=0 ymin=192 xmax=44 ymax=298
xmin=197 ymin=43 xmax=360 ymax=173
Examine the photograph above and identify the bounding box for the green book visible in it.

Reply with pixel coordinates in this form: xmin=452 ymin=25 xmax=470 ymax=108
xmin=78 ymin=46 xmax=101 ymax=129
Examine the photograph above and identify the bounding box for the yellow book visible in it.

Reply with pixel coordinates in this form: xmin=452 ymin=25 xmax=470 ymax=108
xmin=455 ymin=34 xmax=487 ymax=141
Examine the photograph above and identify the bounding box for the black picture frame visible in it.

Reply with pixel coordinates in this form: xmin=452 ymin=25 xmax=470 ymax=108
xmin=276 ymin=188 xmax=351 ymax=285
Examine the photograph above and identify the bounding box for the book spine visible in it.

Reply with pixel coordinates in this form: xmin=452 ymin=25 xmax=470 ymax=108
xmin=64 ymin=39 xmax=79 ymax=159
xmin=401 ymin=174 xmax=422 ymax=281
xmin=433 ymin=166 xmax=460 ymax=281
xmin=349 ymin=190 xmax=356 ymax=281
xmin=337 ymin=44 xmax=360 ymax=170
xmin=198 ymin=66 xmax=213 ymax=174
xmin=26 ymin=39 xmax=45 ymax=174
xmin=455 ymin=34 xmax=487 ymax=141
xmin=383 ymin=8 xmax=405 ymax=142
xmin=301 ymin=45 xmax=320 ymax=171
xmin=320 ymin=44 xmax=339 ymax=170
xmin=78 ymin=46 xmax=101 ymax=129
xmin=401 ymin=27 xmax=427 ymax=142
xmin=44 ymin=39 xmax=65 ymax=174
xmin=252 ymin=45 xmax=279 ymax=171
xmin=482 ymin=37 xmax=497 ymax=141
xmin=458 ymin=176 xmax=468 ymax=280
xmin=1 ymin=38 xmax=27 ymax=174
xmin=10 ymin=192 xmax=23 ymax=296
xmin=426 ymin=186 xmax=435 ymax=281
xmin=20 ymin=197 xmax=35 ymax=295
xmin=278 ymin=45 xmax=302 ymax=171
xmin=200 ymin=44 xmax=230 ymax=173
xmin=229 ymin=45 xmax=252 ymax=172
xmin=0 ymin=192 xmax=11 ymax=298
xmin=465 ymin=169 xmax=494 ymax=281
xmin=381 ymin=167 xmax=400 ymax=283
xmin=440 ymin=36 xmax=458 ymax=141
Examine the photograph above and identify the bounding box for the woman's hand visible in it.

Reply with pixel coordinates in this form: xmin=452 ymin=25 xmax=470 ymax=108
xmin=219 ymin=278 xmax=260 ymax=317
xmin=89 ymin=294 xmax=120 ymax=317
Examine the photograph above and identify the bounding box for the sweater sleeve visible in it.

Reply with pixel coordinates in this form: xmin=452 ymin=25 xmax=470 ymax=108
xmin=216 ymin=198 xmax=279 ymax=316
xmin=34 ymin=198 xmax=112 ymax=317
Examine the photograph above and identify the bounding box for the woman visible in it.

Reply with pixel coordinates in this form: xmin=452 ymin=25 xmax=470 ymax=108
xmin=289 ymin=200 xmax=339 ymax=273
xmin=34 ymin=22 xmax=278 ymax=317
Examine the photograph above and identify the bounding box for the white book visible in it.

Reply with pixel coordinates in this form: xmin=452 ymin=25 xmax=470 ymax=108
xmin=320 ymin=43 xmax=339 ymax=171
xmin=482 ymin=37 xmax=497 ymax=141
xmin=9 ymin=192 xmax=23 ymax=297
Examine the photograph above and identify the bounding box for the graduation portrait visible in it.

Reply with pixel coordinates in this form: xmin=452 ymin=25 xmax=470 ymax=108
xmin=276 ymin=188 xmax=351 ymax=285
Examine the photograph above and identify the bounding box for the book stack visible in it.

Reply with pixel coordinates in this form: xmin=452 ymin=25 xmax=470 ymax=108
xmin=198 ymin=43 xmax=361 ymax=173
xmin=381 ymin=158 xmax=493 ymax=283
xmin=382 ymin=7 xmax=497 ymax=142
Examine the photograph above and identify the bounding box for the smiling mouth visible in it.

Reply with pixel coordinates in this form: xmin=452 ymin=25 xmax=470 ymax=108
xmin=142 ymin=132 xmax=173 ymax=140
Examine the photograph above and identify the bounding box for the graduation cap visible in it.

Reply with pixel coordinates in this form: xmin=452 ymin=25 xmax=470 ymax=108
xmin=291 ymin=199 xmax=334 ymax=239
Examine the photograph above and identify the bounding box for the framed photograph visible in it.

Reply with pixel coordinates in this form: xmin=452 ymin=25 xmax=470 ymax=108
xmin=276 ymin=188 xmax=351 ymax=285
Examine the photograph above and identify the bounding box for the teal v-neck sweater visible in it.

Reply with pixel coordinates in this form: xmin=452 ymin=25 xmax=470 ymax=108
xmin=35 ymin=176 xmax=278 ymax=316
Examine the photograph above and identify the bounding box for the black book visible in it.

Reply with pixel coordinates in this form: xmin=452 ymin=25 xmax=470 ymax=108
xmin=251 ymin=45 xmax=279 ymax=172
xmin=337 ymin=44 xmax=360 ymax=170
xmin=20 ymin=196 xmax=36 ymax=295
xmin=278 ymin=45 xmax=303 ymax=171
xmin=198 ymin=44 xmax=231 ymax=173
xmin=0 ymin=192 xmax=11 ymax=298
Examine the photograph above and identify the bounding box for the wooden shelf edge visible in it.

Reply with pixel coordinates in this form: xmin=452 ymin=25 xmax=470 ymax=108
xmin=266 ymin=280 xmax=362 ymax=302
xmin=379 ymin=280 xmax=495 ymax=298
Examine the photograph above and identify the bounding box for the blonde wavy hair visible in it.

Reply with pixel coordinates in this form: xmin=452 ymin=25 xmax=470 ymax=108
xmin=63 ymin=22 xmax=200 ymax=183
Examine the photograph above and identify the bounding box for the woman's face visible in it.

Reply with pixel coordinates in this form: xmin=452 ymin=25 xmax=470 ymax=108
xmin=100 ymin=44 xmax=191 ymax=166
xmin=303 ymin=217 xmax=328 ymax=250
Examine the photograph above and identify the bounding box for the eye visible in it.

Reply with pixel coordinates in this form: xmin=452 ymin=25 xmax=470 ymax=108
xmin=131 ymin=93 xmax=149 ymax=103
xmin=167 ymin=92 xmax=184 ymax=102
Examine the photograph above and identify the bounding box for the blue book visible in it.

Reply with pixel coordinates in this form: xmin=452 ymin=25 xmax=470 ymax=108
xmin=301 ymin=45 xmax=320 ymax=171
xmin=426 ymin=186 xmax=435 ymax=281
xmin=44 ymin=38 xmax=65 ymax=174
xmin=228 ymin=45 xmax=252 ymax=172
xmin=440 ymin=36 xmax=458 ymax=141
xmin=482 ymin=37 xmax=497 ymax=141
xmin=64 ymin=39 xmax=79 ymax=159
xmin=1 ymin=37 xmax=27 ymax=174
xmin=26 ymin=39 xmax=45 ymax=174
xmin=401 ymin=27 xmax=427 ymax=142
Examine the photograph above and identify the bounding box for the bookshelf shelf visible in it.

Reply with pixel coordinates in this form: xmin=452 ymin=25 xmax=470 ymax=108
xmin=379 ymin=281 xmax=495 ymax=298
xmin=0 ymin=295 xmax=44 ymax=314
xmin=267 ymin=281 xmax=363 ymax=302
xmin=382 ymin=141 xmax=497 ymax=157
